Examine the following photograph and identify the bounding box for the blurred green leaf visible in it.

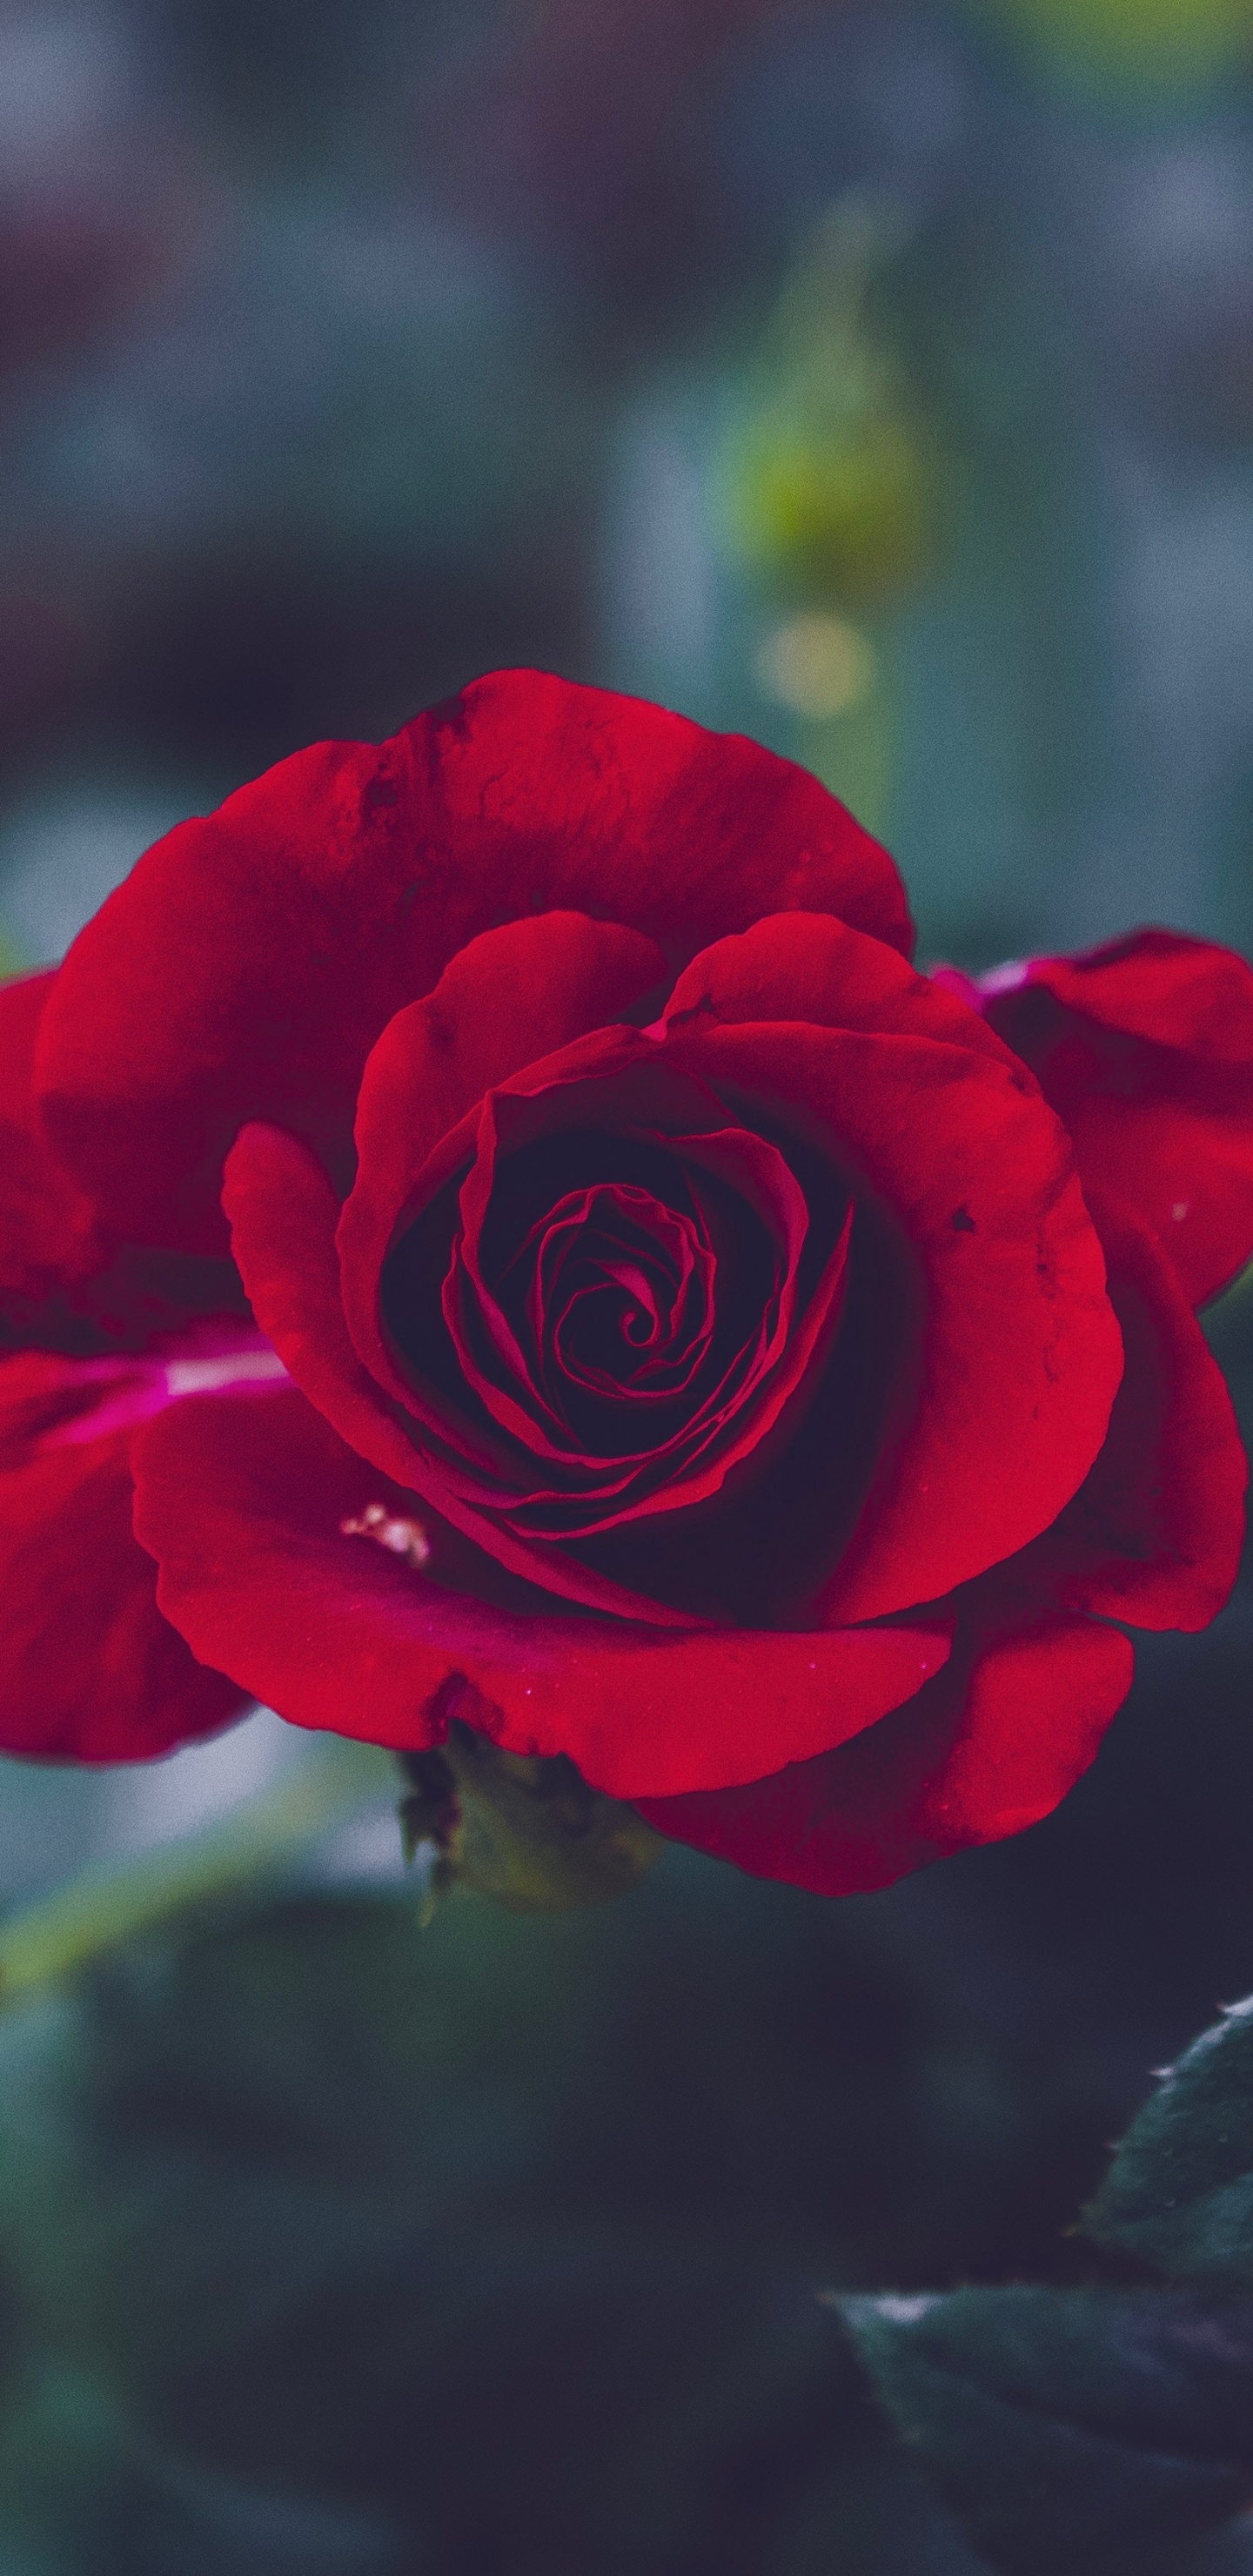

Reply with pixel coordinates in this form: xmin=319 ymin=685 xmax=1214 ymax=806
xmin=0 ymin=1738 xmax=386 ymax=1999
xmin=0 ymin=2363 xmax=149 ymax=2576
xmin=0 ymin=1849 xmax=1166 ymax=2568
xmin=0 ymin=2355 xmax=411 ymax=2576
xmin=0 ymin=1888 xmax=865 ymax=2564
xmin=0 ymin=1895 xmax=455 ymax=2426
xmin=1084 ymin=1998 xmax=1253 ymax=2287
xmin=837 ymin=2284 xmax=1253 ymax=2574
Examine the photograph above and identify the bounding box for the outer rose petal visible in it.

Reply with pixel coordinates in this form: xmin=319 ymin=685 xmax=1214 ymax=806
xmin=129 ymin=1386 xmax=951 ymax=1801
xmin=0 ymin=971 xmax=103 ymax=1303
xmin=36 ymin=671 xmax=909 ymax=1253
xmin=0 ymin=973 xmax=256 ymax=1358
xmin=0 ymin=1353 xmax=247 ymax=1761
xmin=1015 ymin=1191 xmax=1246 ymax=1632
xmin=637 ymin=1599 xmax=1134 ymax=1896
xmin=945 ymin=931 xmax=1253 ymax=1309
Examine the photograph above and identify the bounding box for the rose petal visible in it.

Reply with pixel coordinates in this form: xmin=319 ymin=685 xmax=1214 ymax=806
xmin=638 ymin=1595 xmax=1134 ymax=1895
xmin=349 ymin=1023 xmax=843 ymax=1522
xmin=17 ymin=1323 xmax=286 ymax=1449
xmin=0 ymin=969 xmax=103 ymax=1304
xmin=130 ymin=1385 xmax=952 ymax=1801
xmin=523 ymin=1186 xmax=716 ymax=1405
xmin=224 ymin=1118 xmax=706 ymax=1627
xmin=0 ymin=1352 xmax=248 ymax=1761
xmin=351 ymin=1035 xmax=739 ymax=1431
xmin=37 ymin=672 xmax=908 ymax=1251
xmin=662 ymin=909 xmax=1015 ymax=1066
xmin=951 ymin=929 xmax=1253 ymax=1309
xmin=345 ymin=1002 xmax=1122 ymax=1624
xmin=339 ymin=911 xmax=668 ymax=1382
xmin=454 ymin=1180 xmax=720 ymax=1444
xmin=1015 ymin=1190 xmax=1246 ymax=1632
xmin=0 ymin=971 xmax=251 ymax=1359
xmin=656 ymin=1021 xmax=1123 ymax=1624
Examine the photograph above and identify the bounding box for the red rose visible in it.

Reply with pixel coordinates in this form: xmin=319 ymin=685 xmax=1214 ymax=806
xmin=1 ymin=672 xmax=1248 ymax=1890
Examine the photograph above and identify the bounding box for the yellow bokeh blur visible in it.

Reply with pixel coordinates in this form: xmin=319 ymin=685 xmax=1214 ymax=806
xmin=720 ymin=198 xmax=948 ymax=615
xmin=728 ymin=409 xmax=941 ymax=610
xmin=968 ymin=0 xmax=1253 ymax=84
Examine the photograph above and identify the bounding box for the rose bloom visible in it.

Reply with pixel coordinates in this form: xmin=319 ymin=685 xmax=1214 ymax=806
xmin=1 ymin=673 xmax=1250 ymax=1895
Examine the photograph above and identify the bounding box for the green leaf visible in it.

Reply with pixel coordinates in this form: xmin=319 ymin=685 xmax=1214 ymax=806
xmin=0 ymin=2364 xmax=145 ymax=2575
xmin=836 ymin=2284 xmax=1253 ymax=2574
xmin=1085 ymin=1997 xmax=1253 ymax=2286
xmin=0 ymin=2358 xmax=409 ymax=2576
xmin=0 ymin=1886 xmax=866 ymax=2548
xmin=0 ymin=1895 xmax=453 ymax=2413
xmin=0 ymin=1859 xmax=1094 ymax=2561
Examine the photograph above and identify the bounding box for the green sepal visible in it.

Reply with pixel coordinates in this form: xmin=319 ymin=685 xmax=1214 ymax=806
xmin=398 ymin=1721 xmax=662 ymax=1915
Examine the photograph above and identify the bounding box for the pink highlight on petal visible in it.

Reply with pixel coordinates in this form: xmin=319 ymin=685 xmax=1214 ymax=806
xmin=929 ymin=959 xmax=1031 ymax=1011
xmin=38 ymin=1321 xmax=290 ymax=1449
xmin=926 ymin=963 xmax=983 ymax=1009
xmin=975 ymin=957 xmax=1030 ymax=998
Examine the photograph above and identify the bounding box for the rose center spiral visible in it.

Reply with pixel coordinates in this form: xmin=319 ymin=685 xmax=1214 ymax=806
xmin=375 ymin=1086 xmax=852 ymax=1552
xmin=507 ymin=1182 xmax=717 ymax=1415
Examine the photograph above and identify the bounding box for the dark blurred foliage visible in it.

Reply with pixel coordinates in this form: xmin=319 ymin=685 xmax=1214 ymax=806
xmin=4 ymin=0 xmax=1253 ymax=2566
xmin=10 ymin=1605 xmax=1253 ymax=2576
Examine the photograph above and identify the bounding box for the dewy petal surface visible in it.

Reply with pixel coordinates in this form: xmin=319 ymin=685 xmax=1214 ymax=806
xmin=131 ymin=1385 xmax=951 ymax=1801
xmin=35 ymin=673 xmax=909 ymax=1252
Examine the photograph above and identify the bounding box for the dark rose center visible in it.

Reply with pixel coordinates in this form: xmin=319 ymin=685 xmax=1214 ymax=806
xmin=374 ymin=1090 xmax=862 ymax=1582
xmin=506 ymin=1181 xmax=717 ymax=1416
xmin=380 ymin=1126 xmax=788 ymax=1471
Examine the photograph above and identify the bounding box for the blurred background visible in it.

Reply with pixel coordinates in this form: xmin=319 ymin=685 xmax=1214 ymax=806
xmin=4 ymin=2 xmax=1253 ymax=2568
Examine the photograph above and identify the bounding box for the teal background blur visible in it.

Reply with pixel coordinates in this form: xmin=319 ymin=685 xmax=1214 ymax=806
xmin=4 ymin=3 xmax=1253 ymax=2568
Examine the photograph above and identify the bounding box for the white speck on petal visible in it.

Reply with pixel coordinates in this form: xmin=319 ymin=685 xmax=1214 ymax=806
xmin=340 ymin=1503 xmax=432 ymax=1570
